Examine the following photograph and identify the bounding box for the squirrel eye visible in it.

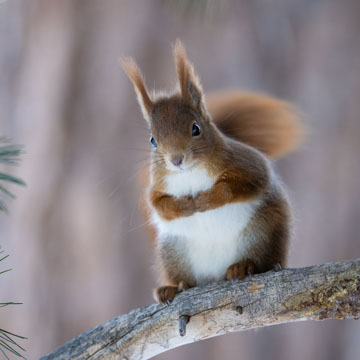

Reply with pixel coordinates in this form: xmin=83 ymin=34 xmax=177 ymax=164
xmin=150 ymin=136 xmax=157 ymax=148
xmin=192 ymin=122 xmax=201 ymax=137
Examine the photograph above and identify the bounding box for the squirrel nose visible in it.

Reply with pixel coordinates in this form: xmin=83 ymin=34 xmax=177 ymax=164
xmin=171 ymin=155 xmax=184 ymax=167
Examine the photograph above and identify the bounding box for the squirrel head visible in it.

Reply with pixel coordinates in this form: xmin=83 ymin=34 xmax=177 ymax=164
xmin=122 ymin=40 xmax=223 ymax=172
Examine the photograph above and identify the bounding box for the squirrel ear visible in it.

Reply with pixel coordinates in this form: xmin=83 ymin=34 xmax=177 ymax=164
xmin=121 ymin=58 xmax=153 ymax=124
xmin=173 ymin=40 xmax=204 ymax=111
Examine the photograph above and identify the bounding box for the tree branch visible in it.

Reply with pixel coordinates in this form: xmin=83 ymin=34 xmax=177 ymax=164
xmin=41 ymin=258 xmax=360 ymax=360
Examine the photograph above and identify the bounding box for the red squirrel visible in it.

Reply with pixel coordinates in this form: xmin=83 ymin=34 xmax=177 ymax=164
xmin=122 ymin=40 xmax=304 ymax=304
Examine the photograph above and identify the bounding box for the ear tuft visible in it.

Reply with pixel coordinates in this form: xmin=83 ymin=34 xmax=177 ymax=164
xmin=173 ymin=40 xmax=204 ymax=110
xmin=121 ymin=57 xmax=153 ymax=123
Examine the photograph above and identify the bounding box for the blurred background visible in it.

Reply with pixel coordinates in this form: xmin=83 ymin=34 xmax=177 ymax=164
xmin=1 ymin=0 xmax=360 ymax=359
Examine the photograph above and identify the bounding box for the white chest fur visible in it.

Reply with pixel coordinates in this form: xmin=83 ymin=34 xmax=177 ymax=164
xmin=152 ymin=167 xmax=260 ymax=285
xmin=164 ymin=167 xmax=216 ymax=198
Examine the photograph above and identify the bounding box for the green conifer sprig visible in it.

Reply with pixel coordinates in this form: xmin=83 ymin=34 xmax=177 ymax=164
xmin=0 ymin=137 xmax=27 ymax=357
xmin=0 ymin=137 xmax=26 ymax=213
xmin=0 ymin=248 xmax=26 ymax=359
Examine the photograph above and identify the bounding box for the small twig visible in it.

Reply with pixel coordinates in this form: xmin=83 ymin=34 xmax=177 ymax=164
xmin=179 ymin=315 xmax=190 ymax=336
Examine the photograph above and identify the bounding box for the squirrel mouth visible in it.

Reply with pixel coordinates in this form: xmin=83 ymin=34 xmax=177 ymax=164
xmin=169 ymin=162 xmax=194 ymax=172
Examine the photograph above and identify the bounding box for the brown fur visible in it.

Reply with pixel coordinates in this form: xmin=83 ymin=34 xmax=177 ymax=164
xmin=150 ymin=190 xmax=196 ymax=221
xmin=173 ymin=40 xmax=204 ymax=111
xmin=206 ymin=91 xmax=304 ymax=159
xmin=121 ymin=58 xmax=153 ymax=121
xmin=226 ymin=260 xmax=256 ymax=280
xmin=153 ymin=281 xmax=190 ymax=304
xmin=122 ymin=40 xmax=302 ymax=304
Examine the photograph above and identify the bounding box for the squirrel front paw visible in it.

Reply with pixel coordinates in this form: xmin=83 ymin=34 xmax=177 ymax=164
xmin=226 ymin=260 xmax=256 ymax=280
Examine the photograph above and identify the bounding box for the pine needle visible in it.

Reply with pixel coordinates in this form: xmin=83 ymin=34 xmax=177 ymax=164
xmin=0 ymin=137 xmax=26 ymax=213
xmin=0 ymin=248 xmax=27 ymax=358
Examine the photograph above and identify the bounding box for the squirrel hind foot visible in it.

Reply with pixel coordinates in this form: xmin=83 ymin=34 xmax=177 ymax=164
xmin=225 ymin=260 xmax=256 ymax=281
xmin=153 ymin=286 xmax=178 ymax=304
xmin=153 ymin=281 xmax=190 ymax=304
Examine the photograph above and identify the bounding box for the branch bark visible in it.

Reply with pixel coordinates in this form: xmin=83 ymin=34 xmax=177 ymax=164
xmin=41 ymin=258 xmax=360 ymax=360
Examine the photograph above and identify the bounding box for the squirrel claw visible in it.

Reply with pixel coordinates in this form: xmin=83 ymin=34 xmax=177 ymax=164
xmin=178 ymin=280 xmax=189 ymax=292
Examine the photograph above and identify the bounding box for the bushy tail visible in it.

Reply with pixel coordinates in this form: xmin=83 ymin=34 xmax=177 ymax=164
xmin=206 ymin=91 xmax=305 ymax=159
